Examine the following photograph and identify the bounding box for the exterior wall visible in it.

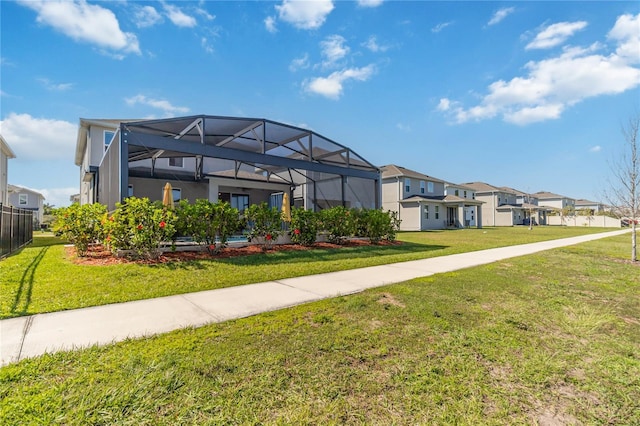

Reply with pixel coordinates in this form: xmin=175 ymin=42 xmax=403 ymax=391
xmin=539 ymin=198 xmax=576 ymax=210
xmin=494 ymin=210 xmax=514 ymax=226
xmin=8 ymin=188 xmax=44 ymax=225
xmin=398 ymin=202 xmax=421 ymax=231
xmin=400 ymin=177 xmax=444 ymax=199
xmin=128 ymin=177 xmax=208 ymax=205
xmin=475 ymin=193 xmax=498 ymax=226
xmin=0 ymin=152 xmax=8 ymax=205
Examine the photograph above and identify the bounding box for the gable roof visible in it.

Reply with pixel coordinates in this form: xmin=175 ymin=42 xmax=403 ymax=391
xmin=1 ymin=135 xmax=16 ymax=159
xmin=534 ymin=191 xmax=573 ymax=200
xmin=8 ymin=184 xmax=45 ymax=199
xmin=461 ymin=181 xmax=509 ymax=193
xmin=380 ymin=164 xmax=445 ymax=183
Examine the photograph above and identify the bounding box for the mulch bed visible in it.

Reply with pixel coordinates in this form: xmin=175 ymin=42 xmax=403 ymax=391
xmin=66 ymin=239 xmax=402 ymax=266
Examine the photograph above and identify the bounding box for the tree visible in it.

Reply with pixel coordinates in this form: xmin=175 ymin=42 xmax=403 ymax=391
xmin=606 ymin=113 xmax=639 ymax=262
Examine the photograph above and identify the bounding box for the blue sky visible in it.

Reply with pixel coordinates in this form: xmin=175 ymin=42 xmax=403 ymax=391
xmin=1 ymin=0 xmax=639 ymax=207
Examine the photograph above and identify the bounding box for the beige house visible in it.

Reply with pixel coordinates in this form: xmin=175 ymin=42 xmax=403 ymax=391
xmin=463 ymin=182 xmax=547 ymax=227
xmin=75 ymin=115 xmax=380 ymax=212
xmin=575 ymin=199 xmax=606 ymax=214
xmin=534 ymin=191 xmax=576 ymax=211
xmin=1 ymin=135 xmax=16 ymax=205
xmin=381 ymin=165 xmax=483 ymax=230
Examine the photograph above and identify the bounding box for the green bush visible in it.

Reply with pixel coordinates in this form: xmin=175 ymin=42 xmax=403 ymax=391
xmin=53 ymin=203 xmax=107 ymax=256
xmin=246 ymin=202 xmax=283 ymax=250
xmin=103 ymin=197 xmax=176 ymax=260
xmin=175 ymin=199 xmax=241 ymax=253
xmin=290 ymin=207 xmax=318 ymax=245
xmin=318 ymin=206 xmax=355 ymax=244
xmin=355 ymin=208 xmax=401 ymax=243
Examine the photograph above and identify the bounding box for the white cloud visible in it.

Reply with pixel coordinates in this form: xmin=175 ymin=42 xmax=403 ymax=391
xmin=37 ymin=78 xmax=73 ymax=92
xmin=608 ymin=13 xmax=640 ymax=63
xmin=304 ymin=65 xmax=376 ymax=99
xmin=125 ymin=95 xmax=190 ymax=116
xmin=358 ymin=0 xmax=384 ymax=7
xmin=163 ymin=3 xmax=197 ymax=28
xmin=201 ymin=37 xmax=214 ymax=54
xmin=440 ymin=14 xmax=640 ymax=126
xmin=289 ymin=53 xmax=310 ymax=72
xmin=320 ymin=35 xmax=349 ymax=68
xmin=265 ymin=16 xmax=277 ymax=33
xmin=488 ymin=7 xmax=515 ymax=26
xmin=396 ymin=123 xmax=411 ymax=132
xmin=0 ymin=113 xmax=77 ymax=160
xmin=134 ymin=5 xmax=163 ymax=28
xmin=196 ymin=6 xmax=215 ymax=21
xmin=275 ymin=0 xmax=334 ymax=30
xmin=432 ymin=22 xmax=453 ymax=33
xmin=33 ymin=187 xmax=78 ymax=208
xmin=18 ymin=0 xmax=140 ymax=56
xmin=589 ymin=145 xmax=602 ymax=153
xmin=526 ymin=21 xmax=588 ymax=50
xmin=363 ymin=35 xmax=390 ymax=53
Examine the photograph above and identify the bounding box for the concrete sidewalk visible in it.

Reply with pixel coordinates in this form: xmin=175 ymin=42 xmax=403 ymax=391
xmin=0 ymin=229 xmax=630 ymax=367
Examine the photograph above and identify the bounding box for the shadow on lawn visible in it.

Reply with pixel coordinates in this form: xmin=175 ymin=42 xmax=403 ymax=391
xmin=152 ymin=242 xmax=449 ymax=270
xmin=11 ymin=246 xmax=48 ymax=315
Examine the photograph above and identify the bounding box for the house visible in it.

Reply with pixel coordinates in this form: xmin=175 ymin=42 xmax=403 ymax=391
xmin=534 ymin=191 xmax=576 ymax=211
xmin=575 ymin=199 xmax=606 ymax=214
xmin=75 ymin=115 xmax=381 ymax=212
xmin=7 ymin=184 xmax=45 ymax=227
xmin=1 ymin=135 xmax=16 ymax=205
xmin=381 ymin=165 xmax=483 ymax=230
xmin=462 ymin=182 xmax=548 ymax=227
xmin=444 ymin=182 xmax=480 ymax=227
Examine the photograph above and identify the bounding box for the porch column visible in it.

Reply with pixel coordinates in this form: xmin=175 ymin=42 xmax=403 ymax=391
xmin=476 ymin=205 xmax=483 ymax=228
xmin=457 ymin=205 xmax=465 ymax=228
xmin=208 ymin=178 xmax=219 ymax=203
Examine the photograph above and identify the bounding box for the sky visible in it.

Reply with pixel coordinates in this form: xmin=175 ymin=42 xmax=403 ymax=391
xmin=1 ymin=0 xmax=639 ymax=208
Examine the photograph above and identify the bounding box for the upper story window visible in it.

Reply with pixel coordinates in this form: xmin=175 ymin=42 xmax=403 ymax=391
xmin=104 ymin=131 xmax=115 ymax=151
xmin=169 ymin=157 xmax=184 ymax=168
xmin=427 ymin=181 xmax=434 ymax=193
xmin=405 ymin=178 xmax=411 ymax=193
xmin=420 ymin=181 xmax=425 ymax=194
xmin=19 ymin=193 xmax=28 ymax=205
xmin=464 ymin=190 xmax=467 ymax=198
xmin=454 ymin=189 xmax=459 ymax=196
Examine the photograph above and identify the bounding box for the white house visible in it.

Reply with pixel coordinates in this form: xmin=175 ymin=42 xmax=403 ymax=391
xmin=7 ymin=184 xmax=45 ymax=227
xmin=1 ymin=135 xmax=16 ymax=205
xmin=381 ymin=165 xmax=483 ymax=231
xmin=534 ymin=191 xmax=576 ymax=211
xmin=75 ymin=115 xmax=381 ymax=212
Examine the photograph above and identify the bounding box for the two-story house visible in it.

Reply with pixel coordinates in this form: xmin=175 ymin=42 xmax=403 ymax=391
xmin=534 ymin=191 xmax=576 ymax=212
xmin=7 ymin=184 xmax=45 ymax=227
xmin=1 ymin=135 xmax=16 ymax=205
xmin=444 ymin=182 xmax=480 ymax=227
xmin=463 ymin=182 xmax=547 ymax=227
xmin=381 ymin=165 xmax=483 ymax=230
xmin=75 ymin=115 xmax=381 ymax=212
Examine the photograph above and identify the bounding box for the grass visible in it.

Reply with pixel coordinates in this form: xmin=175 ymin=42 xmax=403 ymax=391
xmin=0 ymin=226 xmax=622 ymax=318
xmin=0 ymin=232 xmax=638 ymax=424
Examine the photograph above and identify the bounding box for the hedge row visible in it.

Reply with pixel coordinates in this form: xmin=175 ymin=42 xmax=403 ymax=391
xmin=54 ymin=198 xmax=401 ymax=259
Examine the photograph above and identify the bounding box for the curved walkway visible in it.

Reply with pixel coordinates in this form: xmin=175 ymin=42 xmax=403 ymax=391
xmin=0 ymin=229 xmax=630 ymax=367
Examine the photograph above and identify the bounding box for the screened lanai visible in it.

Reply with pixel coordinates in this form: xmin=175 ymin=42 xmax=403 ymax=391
xmin=99 ymin=115 xmax=380 ymax=211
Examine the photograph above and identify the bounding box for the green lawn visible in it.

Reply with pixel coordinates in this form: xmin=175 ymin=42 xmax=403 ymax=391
xmin=0 ymin=227 xmax=622 ymax=319
xmin=1 ymin=232 xmax=637 ymax=424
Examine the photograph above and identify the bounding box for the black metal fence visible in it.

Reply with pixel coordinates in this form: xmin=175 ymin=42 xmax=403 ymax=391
xmin=0 ymin=204 xmax=34 ymax=259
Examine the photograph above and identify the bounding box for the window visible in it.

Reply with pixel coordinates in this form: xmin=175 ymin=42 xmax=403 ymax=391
xmin=231 ymin=194 xmax=249 ymax=212
xmin=163 ymin=187 xmax=182 ymax=202
xmin=427 ymin=181 xmax=434 ymax=193
xmin=464 ymin=190 xmax=467 ymax=198
xmin=435 ymin=205 xmax=440 ymax=219
xmin=424 ymin=205 xmax=429 ymax=219
xmin=420 ymin=181 xmax=425 ymax=194
xmin=405 ymin=178 xmax=411 ymax=193
xmin=472 ymin=193 xmax=475 ymax=200
xmin=454 ymin=189 xmax=459 ymax=196
xmin=169 ymin=157 xmax=184 ymax=168
xmin=19 ymin=193 xmax=28 ymax=205
xmin=104 ymin=131 xmax=115 ymax=151
xmin=128 ymin=185 xmax=133 ymax=197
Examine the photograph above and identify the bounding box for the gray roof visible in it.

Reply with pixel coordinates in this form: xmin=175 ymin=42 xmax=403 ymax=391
xmin=534 ymin=191 xmax=573 ymax=200
xmin=462 ymin=182 xmax=508 ymax=193
xmin=380 ymin=164 xmax=445 ymax=183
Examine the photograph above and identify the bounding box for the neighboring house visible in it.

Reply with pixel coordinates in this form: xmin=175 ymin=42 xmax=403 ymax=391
xmin=1 ymin=134 xmax=16 ymax=205
xmin=75 ymin=115 xmax=381 ymax=212
xmin=575 ymin=199 xmax=606 ymax=214
xmin=463 ymin=182 xmax=548 ymax=227
xmin=7 ymin=184 xmax=45 ymax=227
xmin=444 ymin=182 xmax=480 ymax=227
xmin=534 ymin=191 xmax=576 ymax=211
xmin=69 ymin=193 xmax=80 ymax=204
xmin=381 ymin=165 xmax=483 ymax=230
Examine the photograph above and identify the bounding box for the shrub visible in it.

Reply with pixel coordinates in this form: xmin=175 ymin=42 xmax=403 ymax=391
xmin=290 ymin=207 xmax=318 ymax=246
xmin=356 ymin=209 xmax=401 ymax=243
xmin=175 ymin=199 xmax=241 ymax=253
xmin=53 ymin=203 xmax=107 ymax=256
xmin=318 ymin=206 xmax=355 ymax=244
xmin=103 ymin=197 xmax=176 ymax=260
xmin=246 ymin=202 xmax=283 ymax=250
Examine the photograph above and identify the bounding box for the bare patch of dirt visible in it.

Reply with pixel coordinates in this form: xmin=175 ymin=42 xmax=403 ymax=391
xmin=621 ymin=316 xmax=640 ymax=325
xmin=67 ymin=239 xmax=402 ymax=266
xmin=377 ymin=292 xmax=405 ymax=308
